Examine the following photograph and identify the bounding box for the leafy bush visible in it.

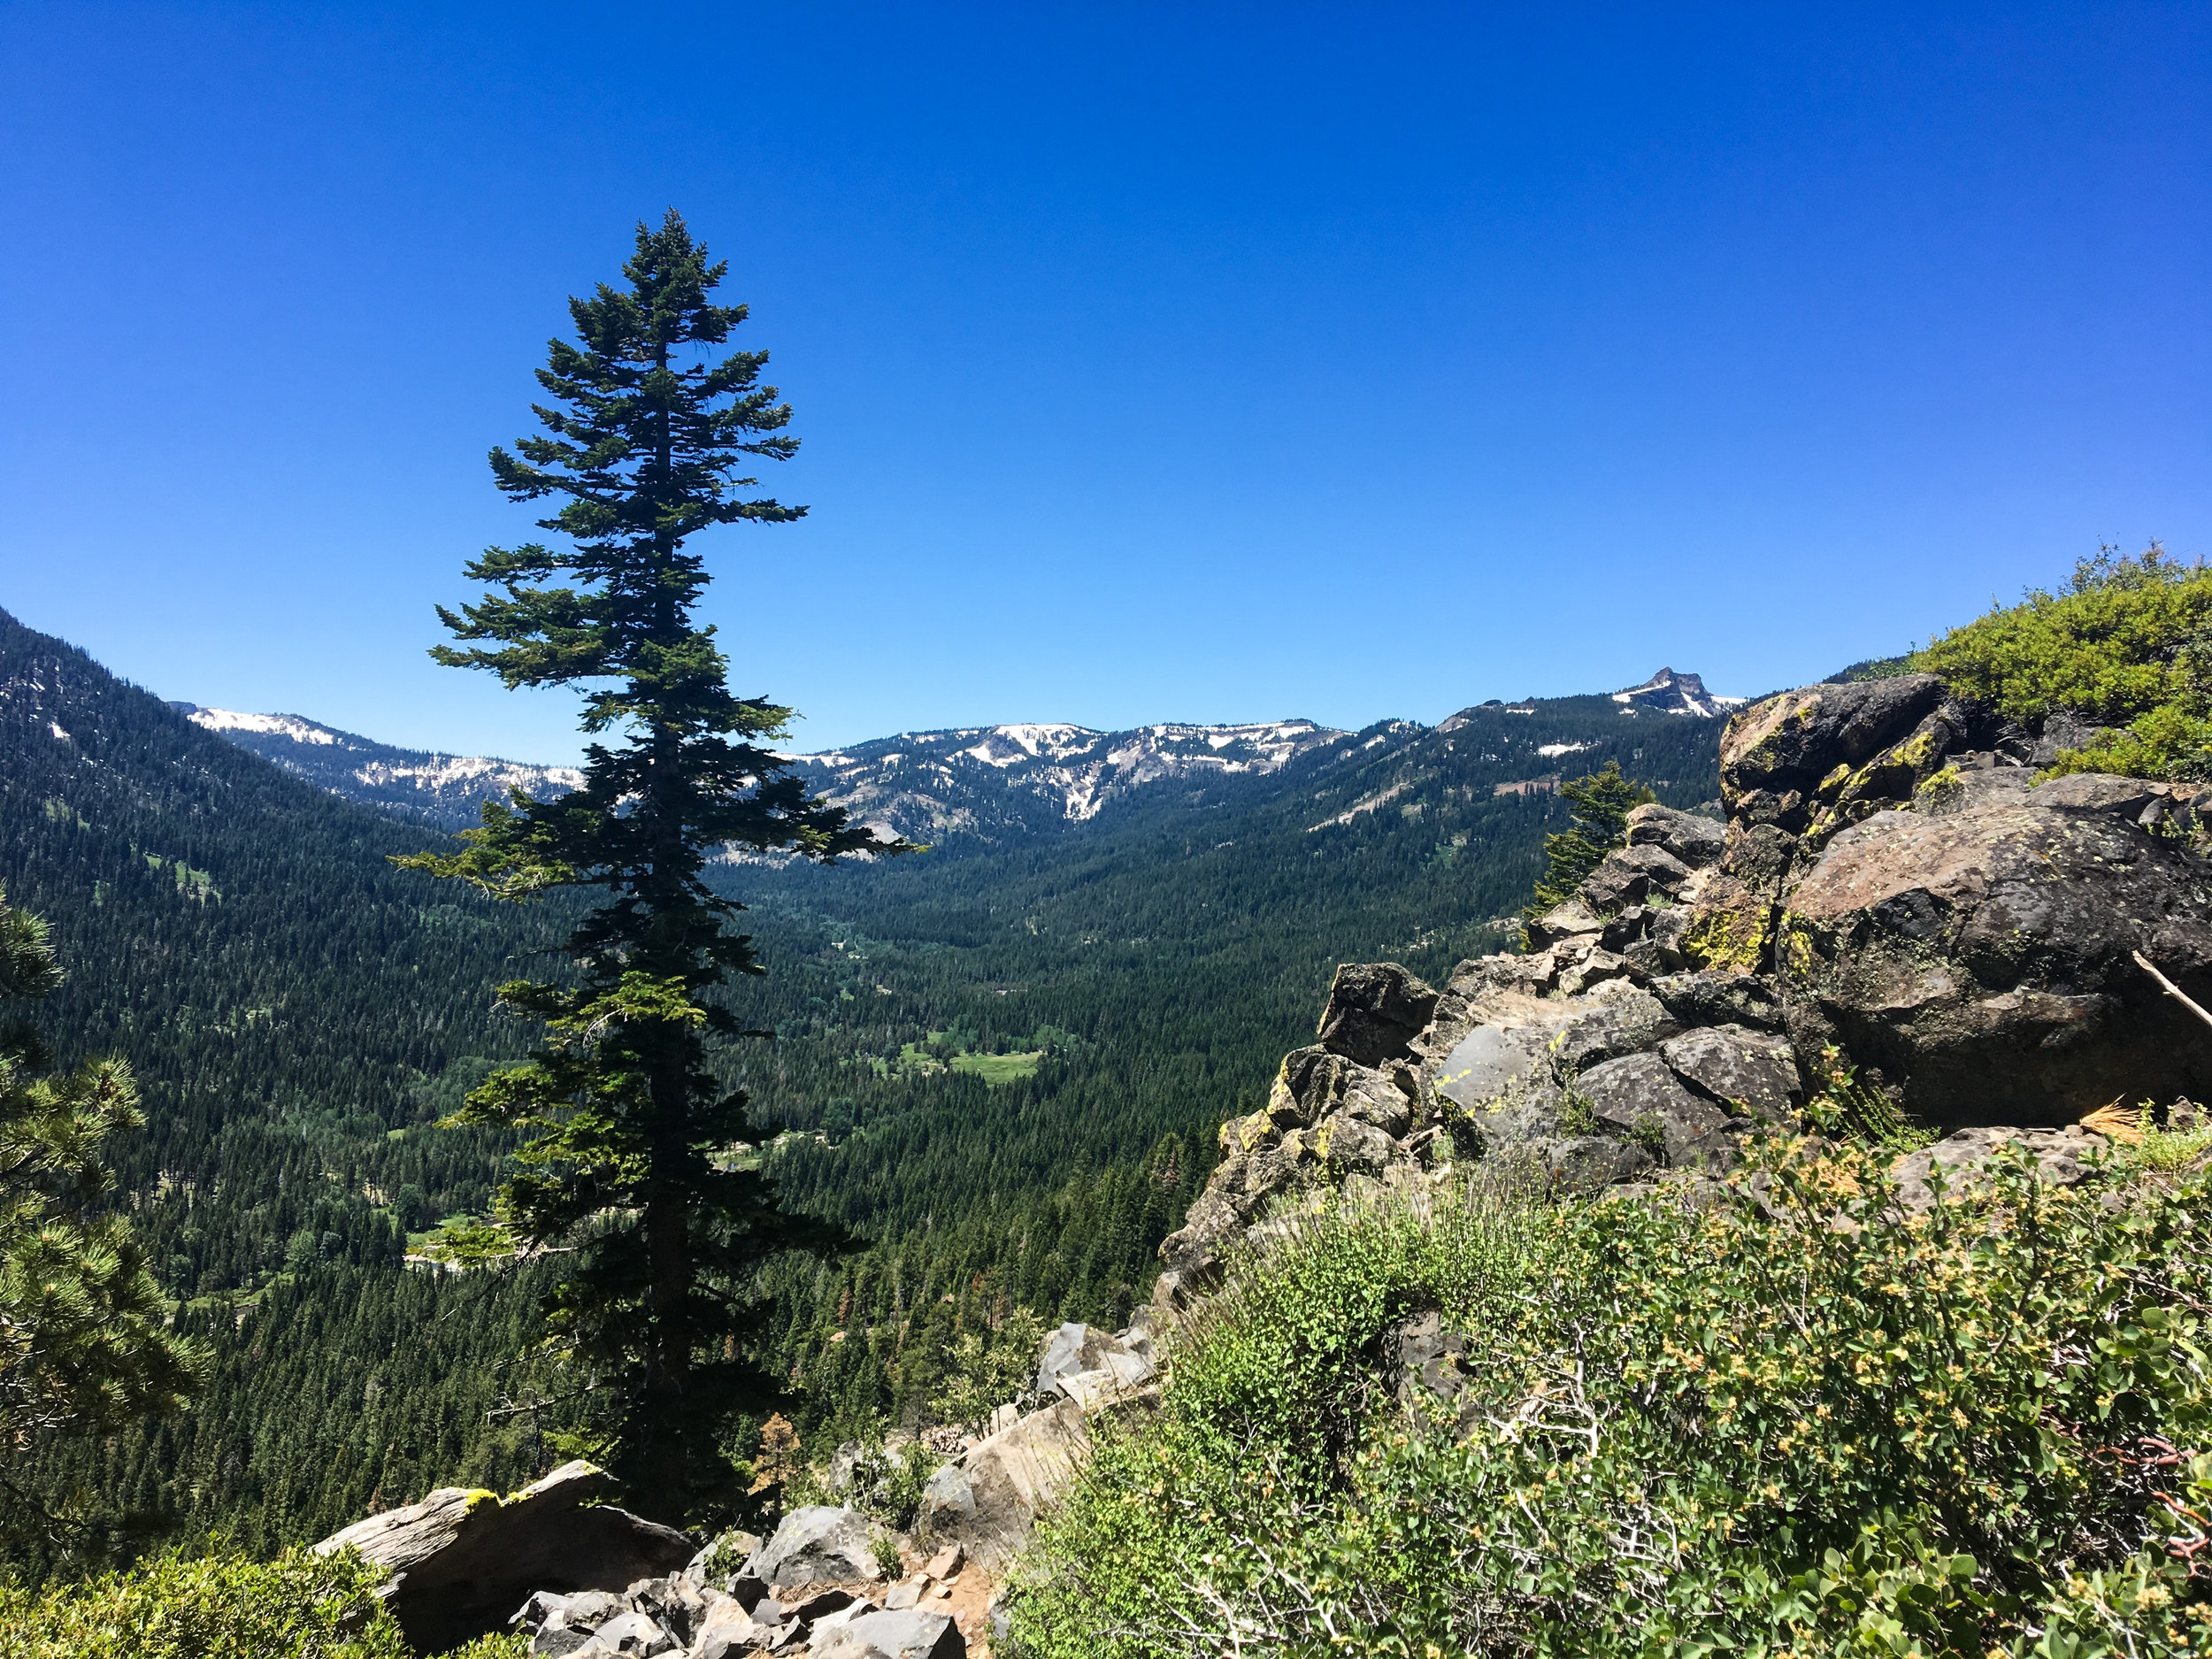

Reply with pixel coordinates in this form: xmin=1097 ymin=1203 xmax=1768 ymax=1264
xmin=1010 ymin=1143 xmax=2212 ymax=1659
xmin=1915 ymin=543 xmax=2212 ymax=780
xmin=932 ymin=1305 xmax=1047 ymax=1437
xmin=0 ymin=1545 xmax=526 ymax=1657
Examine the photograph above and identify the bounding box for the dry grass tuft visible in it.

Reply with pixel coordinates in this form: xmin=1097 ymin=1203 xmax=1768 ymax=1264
xmin=2078 ymin=1100 xmax=2143 ymax=1145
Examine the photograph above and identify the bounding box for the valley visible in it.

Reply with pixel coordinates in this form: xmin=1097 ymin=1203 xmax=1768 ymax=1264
xmin=2 ymin=602 xmax=1732 ymax=1551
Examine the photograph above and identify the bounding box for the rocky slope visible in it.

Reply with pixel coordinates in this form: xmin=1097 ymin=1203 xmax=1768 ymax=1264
xmin=1156 ymin=671 xmax=2212 ymax=1304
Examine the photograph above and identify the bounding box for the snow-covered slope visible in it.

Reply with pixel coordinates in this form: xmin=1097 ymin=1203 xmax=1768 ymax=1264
xmin=788 ymin=719 xmax=1354 ymax=841
xmin=180 ymin=666 xmax=1742 ymax=845
xmin=174 ymin=705 xmax=584 ymax=833
xmin=1609 ymin=667 xmax=1747 ymax=718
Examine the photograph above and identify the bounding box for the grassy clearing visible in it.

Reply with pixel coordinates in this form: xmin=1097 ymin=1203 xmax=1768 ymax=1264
xmin=949 ymin=1048 xmax=1044 ymax=1083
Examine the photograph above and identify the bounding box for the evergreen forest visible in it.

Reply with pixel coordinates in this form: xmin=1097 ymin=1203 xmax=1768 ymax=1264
xmin=0 ymin=602 xmax=1724 ymax=1555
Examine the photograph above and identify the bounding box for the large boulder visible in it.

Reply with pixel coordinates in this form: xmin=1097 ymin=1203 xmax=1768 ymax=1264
xmin=1034 ymin=1322 xmax=1154 ymax=1397
xmin=750 ymin=1505 xmax=883 ymax=1590
xmin=810 ymin=1607 xmax=966 ymax=1659
xmin=1888 ymin=1125 xmax=2109 ymax=1212
xmin=1719 ymin=675 xmax=1950 ymax=825
xmin=1781 ymin=801 xmax=2212 ymax=1126
xmin=1624 ymin=802 xmax=1727 ymax=867
xmin=1575 ymin=1052 xmax=1733 ymax=1168
xmin=1314 ymin=962 xmax=1439 ymax=1065
xmin=1658 ymin=1025 xmax=1801 ymax=1120
xmin=931 ymin=1397 xmax=1092 ymax=1568
xmin=311 ymin=1462 xmax=691 ymax=1655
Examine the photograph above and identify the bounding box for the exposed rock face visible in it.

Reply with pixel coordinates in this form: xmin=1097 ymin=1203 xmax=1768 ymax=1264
xmin=311 ymin=1462 xmax=692 ymax=1655
xmin=928 ymin=1397 xmax=1094 ymax=1569
xmin=1156 ymin=667 xmax=2212 ymax=1325
xmin=1782 ymin=799 xmax=2212 ymax=1125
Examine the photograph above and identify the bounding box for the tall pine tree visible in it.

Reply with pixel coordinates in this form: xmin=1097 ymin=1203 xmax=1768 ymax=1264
xmin=399 ymin=211 xmax=904 ymax=1520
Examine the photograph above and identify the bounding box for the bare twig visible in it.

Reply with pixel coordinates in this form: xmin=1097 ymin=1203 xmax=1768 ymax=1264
xmin=2135 ymin=950 xmax=2212 ymax=1035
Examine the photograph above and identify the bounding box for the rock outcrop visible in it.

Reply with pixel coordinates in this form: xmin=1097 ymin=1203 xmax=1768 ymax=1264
xmin=312 ymin=1462 xmax=693 ymax=1654
xmin=504 ymin=1502 xmax=979 ymax=1658
xmin=749 ymin=1505 xmax=885 ymax=1591
xmin=1156 ymin=671 xmax=2212 ymax=1309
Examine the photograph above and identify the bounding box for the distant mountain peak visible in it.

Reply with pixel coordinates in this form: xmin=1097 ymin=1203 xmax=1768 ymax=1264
xmin=1609 ymin=667 xmax=1745 ymax=718
xmin=177 ymin=705 xmax=584 ymax=832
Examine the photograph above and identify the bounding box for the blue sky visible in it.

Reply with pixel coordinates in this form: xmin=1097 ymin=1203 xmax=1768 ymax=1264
xmin=2 ymin=4 xmax=2206 ymax=760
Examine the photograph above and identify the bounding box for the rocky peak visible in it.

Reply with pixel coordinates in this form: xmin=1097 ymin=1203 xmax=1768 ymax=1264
xmin=1610 ymin=667 xmax=1746 ymax=718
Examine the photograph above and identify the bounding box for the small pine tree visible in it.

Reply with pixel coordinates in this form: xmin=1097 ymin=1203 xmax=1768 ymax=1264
xmin=397 ymin=211 xmax=907 ymax=1520
xmin=1521 ymin=760 xmax=1655 ymax=937
xmin=0 ymin=886 xmax=204 ymax=1540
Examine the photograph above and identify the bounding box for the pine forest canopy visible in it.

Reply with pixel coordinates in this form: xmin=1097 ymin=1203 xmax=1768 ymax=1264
xmin=398 ymin=211 xmax=907 ymax=1520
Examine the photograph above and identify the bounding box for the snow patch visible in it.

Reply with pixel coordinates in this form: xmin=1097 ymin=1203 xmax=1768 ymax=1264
xmin=188 ymin=708 xmax=341 ymax=745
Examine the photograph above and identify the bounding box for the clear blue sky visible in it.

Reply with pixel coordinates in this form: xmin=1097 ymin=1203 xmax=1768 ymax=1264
xmin=3 ymin=4 xmax=2206 ymax=760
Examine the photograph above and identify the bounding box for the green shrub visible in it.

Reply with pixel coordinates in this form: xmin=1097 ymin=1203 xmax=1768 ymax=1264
xmin=1914 ymin=543 xmax=2212 ymax=781
xmin=0 ymin=1546 xmax=533 ymax=1657
xmin=1010 ymin=1141 xmax=2212 ymax=1659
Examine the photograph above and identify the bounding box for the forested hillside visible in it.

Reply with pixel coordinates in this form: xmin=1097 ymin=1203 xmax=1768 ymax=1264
xmin=2 ymin=603 xmax=1726 ymax=1552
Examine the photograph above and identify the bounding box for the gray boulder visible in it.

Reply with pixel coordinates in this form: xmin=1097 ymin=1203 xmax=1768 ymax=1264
xmin=1034 ymin=1322 xmax=1153 ymax=1395
xmin=2025 ymin=772 xmax=2166 ymax=818
xmin=1581 ymin=842 xmax=1695 ymax=913
xmin=1888 ymin=1125 xmax=2108 ymax=1212
xmin=1575 ymin=1052 xmax=1732 ymax=1168
xmin=918 ymin=1463 xmax=975 ymax=1532
xmin=1647 ymin=971 xmax=1788 ymax=1033
xmin=932 ymin=1397 xmax=1092 ymax=1568
xmin=1524 ymin=895 xmax=1606 ymax=949
xmin=1782 ymin=800 xmax=2212 ymax=1126
xmin=577 ymin=1609 xmax=672 ymax=1655
xmin=2031 ymin=710 xmax=2122 ymax=768
xmin=1547 ymin=1135 xmax=1658 ymax=1188
xmin=1625 ymin=802 xmax=1727 ymax=867
xmin=1433 ymin=1021 xmax=1564 ymax=1112
xmin=1659 ymin=1025 xmax=1800 ymax=1120
xmin=687 ymin=1599 xmax=764 ymax=1659
xmin=810 ymin=1607 xmax=966 ymax=1659
xmin=1552 ymin=982 xmax=1678 ymax=1071
xmin=311 ymin=1462 xmax=692 ymax=1655
xmin=1314 ymin=962 xmax=1440 ymax=1065
xmin=750 ymin=1505 xmax=882 ymax=1590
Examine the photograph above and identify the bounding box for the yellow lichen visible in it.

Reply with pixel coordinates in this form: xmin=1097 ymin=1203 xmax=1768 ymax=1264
xmin=1683 ymin=902 xmax=1770 ymax=972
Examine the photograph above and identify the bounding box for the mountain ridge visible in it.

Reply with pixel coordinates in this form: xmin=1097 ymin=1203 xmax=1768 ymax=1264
xmin=170 ymin=703 xmax=587 ymax=833
xmin=184 ymin=666 xmax=1742 ymax=842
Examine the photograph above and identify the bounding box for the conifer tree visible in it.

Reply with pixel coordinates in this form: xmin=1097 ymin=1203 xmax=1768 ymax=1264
xmin=398 ymin=211 xmax=904 ymax=1519
xmin=0 ymin=887 xmax=203 ymax=1537
xmin=1521 ymin=760 xmax=1655 ymax=937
